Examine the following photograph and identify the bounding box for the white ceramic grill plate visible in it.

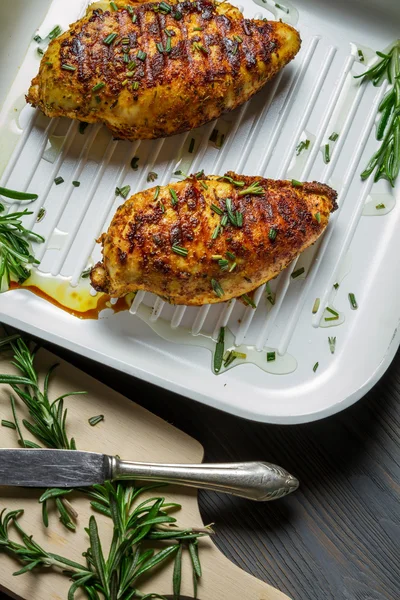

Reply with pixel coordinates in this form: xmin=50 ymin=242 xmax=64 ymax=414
xmin=0 ymin=0 xmax=399 ymax=423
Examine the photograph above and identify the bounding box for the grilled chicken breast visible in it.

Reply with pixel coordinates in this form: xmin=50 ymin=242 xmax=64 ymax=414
xmin=91 ymin=173 xmax=337 ymax=304
xmin=26 ymin=0 xmax=301 ymax=140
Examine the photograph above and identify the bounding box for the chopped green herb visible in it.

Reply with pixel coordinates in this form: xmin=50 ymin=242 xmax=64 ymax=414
xmin=37 ymin=48 xmax=44 ymax=56
xmin=174 ymin=10 xmax=183 ymax=20
xmin=156 ymin=42 xmax=164 ymax=54
xmin=313 ymin=361 xmax=319 ymax=372
xmin=333 ymin=283 xmax=339 ymax=289
xmin=79 ymin=122 xmax=89 ymax=134
xmin=159 ymin=1 xmax=172 ymax=13
xmin=328 ymin=336 xmax=336 ymax=354
xmin=220 ymin=214 xmax=228 ymax=227
xmin=275 ymin=3 xmax=289 ymax=13
xmin=137 ymin=50 xmax=147 ymax=61
xmin=127 ymin=60 xmax=136 ymax=70
xmin=115 ymin=185 xmax=131 ymax=199
xmin=291 ymin=267 xmax=305 ymax=279
xmin=214 ymin=327 xmax=225 ymax=373
xmin=238 ymin=181 xmax=263 ymax=196
xmin=233 ymin=34 xmax=243 ymax=43
xmin=0 ymin=186 xmax=38 ymax=201
xmin=81 ymin=267 xmax=91 ymax=278
xmin=48 ymin=25 xmax=62 ymax=40
xmin=226 ymin=251 xmax=236 ymax=261
xmin=130 ymin=156 xmax=139 ymax=170
xmin=315 ymin=212 xmax=321 ymax=223
xmin=326 ymin=306 xmax=339 ymax=317
xmin=200 ymin=181 xmax=208 ymax=190
xmin=61 ymin=63 xmax=76 ymax=72
xmin=95 ymin=94 xmax=101 ymax=103
xmin=348 ymin=292 xmax=358 ymax=309
xmin=211 ymin=224 xmax=221 ymax=239
xmin=324 ymin=316 xmax=339 ymax=322
xmin=223 ymin=350 xmax=247 ymax=368
xmin=193 ymin=26 xmax=203 ymax=32
xmin=121 ymin=37 xmax=130 ymax=45
xmin=265 ymin=282 xmax=275 ymax=305
xmin=153 ymin=186 xmax=160 ymax=201
xmin=376 ymin=203 xmax=386 ymax=209
xmin=292 ymin=179 xmax=303 ymax=187
xmin=218 ymin=259 xmax=229 ymax=271
xmin=72 ymin=181 xmax=80 ymax=187
xmin=165 ymin=37 xmax=172 ymax=53
xmin=33 ymin=34 xmax=42 ymax=43
xmin=210 ymin=127 xmax=219 ymax=144
xmin=268 ymin=228 xmax=277 ymax=241
xmin=110 ymin=1 xmax=118 ymax=10
xmin=165 ymin=28 xmax=174 ymax=37
xmin=229 ymin=262 xmax=237 ymax=272
xmin=188 ymin=138 xmax=195 ymax=153
xmin=267 ymin=351 xmax=276 ymax=362
xmin=103 ymin=32 xmax=118 ymax=45
xmin=211 ymin=278 xmax=224 ymax=298
xmin=357 ymin=48 xmax=365 ymax=62
xmin=193 ymin=42 xmax=209 ymax=54
xmin=225 ymin=198 xmax=238 ymax=226
xmin=123 ymin=53 xmax=129 ymax=62
xmin=36 ymin=207 xmax=46 ymax=223
xmin=169 ymin=188 xmax=179 ymax=206
xmin=132 ymin=81 xmax=140 ymax=91
xmin=89 ymin=414 xmax=104 ymax=426
xmin=172 ymin=244 xmax=188 ymax=257
xmin=1 ymin=420 xmax=16 ymax=429
xmin=92 ymin=82 xmax=105 ymax=92
xmin=211 ymin=203 xmax=223 ymax=215
xmin=147 ymin=171 xmax=158 ymax=182
xmin=329 ymin=132 xmax=339 ymax=142
xmin=132 ymin=14 xmax=137 ymax=23
xmin=212 ymin=255 xmax=223 ymax=260
xmin=54 ymin=176 xmax=64 ymax=185
xmin=323 ymin=143 xmax=331 ymax=163
xmin=242 ymin=294 xmax=256 ymax=308
xmin=312 ymin=298 xmax=320 ymax=314
xmin=219 ymin=175 xmax=245 ymax=187
xmin=296 ymin=139 xmax=310 ymax=155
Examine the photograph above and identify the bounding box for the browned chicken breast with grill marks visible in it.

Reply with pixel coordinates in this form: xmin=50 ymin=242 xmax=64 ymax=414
xmin=26 ymin=0 xmax=301 ymax=140
xmin=90 ymin=174 xmax=337 ymax=304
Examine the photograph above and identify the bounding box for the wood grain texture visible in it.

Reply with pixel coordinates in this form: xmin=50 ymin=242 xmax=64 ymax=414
xmin=27 ymin=337 xmax=400 ymax=600
xmin=0 ymin=340 xmax=290 ymax=600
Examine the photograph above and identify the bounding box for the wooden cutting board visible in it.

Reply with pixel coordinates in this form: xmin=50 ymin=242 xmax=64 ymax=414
xmin=0 ymin=342 xmax=291 ymax=600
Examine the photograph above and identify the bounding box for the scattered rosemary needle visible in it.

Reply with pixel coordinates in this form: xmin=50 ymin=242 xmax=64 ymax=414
xmin=88 ymin=415 xmax=104 ymax=426
xmin=214 ymin=327 xmax=225 ymax=373
xmin=147 ymin=171 xmax=158 ymax=182
xmin=266 ymin=351 xmax=276 ymax=362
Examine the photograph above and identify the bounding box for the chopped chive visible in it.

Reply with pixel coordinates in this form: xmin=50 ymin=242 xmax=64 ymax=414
xmin=89 ymin=415 xmax=104 ymax=426
xmin=212 ymin=254 xmax=223 ymax=260
xmin=79 ymin=122 xmax=89 ymax=134
xmin=159 ymin=1 xmax=172 ymax=13
xmin=326 ymin=306 xmax=339 ymax=317
xmin=328 ymin=336 xmax=336 ymax=355
xmin=169 ymin=188 xmax=179 ymax=206
xmin=72 ymin=181 xmax=80 ymax=187
xmin=110 ymin=1 xmax=118 ymax=10
xmin=323 ymin=143 xmax=331 ymax=163
xmin=165 ymin=28 xmax=173 ymax=37
xmin=123 ymin=53 xmax=129 ymax=63
xmin=126 ymin=70 xmax=135 ymax=77
xmin=156 ymin=42 xmax=164 ymax=54
xmin=121 ymin=79 xmax=128 ymax=86
xmin=132 ymin=14 xmax=137 ymax=23
xmin=214 ymin=327 xmax=225 ymax=373
xmin=130 ymin=156 xmax=139 ymax=170
xmin=233 ymin=34 xmax=243 ymax=43
xmin=33 ymin=34 xmax=42 ymax=43
xmin=127 ymin=60 xmax=136 ymax=70
xmin=121 ymin=37 xmax=130 ymax=45
xmin=1 ymin=420 xmax=16 ymax=429
xmin=220 ymin=214 xmax=228 ymax=227
xmin=211 ymin=203 xmax=223 ymax=215
xmin=329 ymin=132 xmax=339 ymax=142
xmin=358 ymin=48 xmax=365 ymax=62
xmin=36 ymin=207 xmax=46 ymax=222
xmin=153 ymin=186 xmax=160 ymax=200
xmin=61 ymin=63 xmax=76 ymax=71
xmin=292 ymin=179 xmax=303 ymax=187
xmin=268 ymin=228 xmax=277 ymax=240
xmin=211 ymin=278 xmax=224 ymax=298
xmin=315 ymin=212 xmax=321 ymax=223
xmin=81 ymin=267 xmax=91 ymax=278
xmin=92 ymin=82 xmax=105 ymax=92
xmin=126 ymin=5 xmax=134 ymax=14
xmin=165 ymin=37 xmax=172 ymax=53
xmin=333 ymin=283 xmax=339 ymax=290
xmin=296 ymin=139 xmax=310 ymax=155
xmin=229 ymin=262 xmax=237 ymax=272
xmin=188 ymin=138 xmax=195 ymax=153
xmin=147 ymin=171 xmax=158 ymax=182
xmin=218 ymin=259 xmax=229 ymax=271
xmin=193 ymin=26 xmax=203 ymax=31
xmin=348 ymin=292 xmax=358 ymax=309
xmin=224 ymin=350 xmax=247 ymax=368
xmin=132 ymin=81 xmax=139 ymax=90
xmin=200 ymin=181 xmax=208 ymax=190
xmin=376 ymin=203 xmax=386 ymax=209
xmin=115 ymin=185 xmax=131 ymax=199
xmin=265 ymin=282 xmax=275 ymax=305
xmin=275 ymin=3 xmax=289 ymax=13
xmin=195 ymin=170 xmax=204 ymax=179
xmin=267 ymin=351 xmax=276 ymax=362
xmin=291 ymin=267 xmax=305 ymax=279
xmin=238 ymin=181 xmax=263 ymax=196
xmin=104 ymin=32 xmax=118 ymax=45
xmin=192 ymin=41 xmax=209 ymax=54
xmin=37 ymin=48 xmax=44 ymax=56
xmin=226 ymin=251 xmax=236 ymax=261
xmin=54 ymin=176 xmax=64 ymax=185
xmin=312 ymin=298 xmax=320 ymax=314
xmin=212 ymin=224 xmax=221 ymax=239
xmin=172 ymin=244 xmax=188 ymax=257
xmin=137 ymin=50 xmax=147 ymax=61
xmin=325 ymin=316 xmax=339 ymax=322
xmin=313 ymin=361 xmax=319 ymax=372
xmin=242 ymin=294 xmax=256 ymax=308
xmin=174 ymin=10 xmax=182 ymax=20
xmin=48 ymin=25 xmax=62 ymax=40
xmin=95 ymin=94 xmax=101 ymax=103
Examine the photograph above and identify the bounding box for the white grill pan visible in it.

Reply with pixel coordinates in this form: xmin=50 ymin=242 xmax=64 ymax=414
xmin=0 ymin=0 xmax=399 ymax=423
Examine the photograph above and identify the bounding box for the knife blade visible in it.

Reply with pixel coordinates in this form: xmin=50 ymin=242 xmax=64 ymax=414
xmin=0 ymin=449 xmax=299 ymax=501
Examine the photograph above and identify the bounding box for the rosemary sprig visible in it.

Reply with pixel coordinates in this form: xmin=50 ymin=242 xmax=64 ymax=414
xmin=355 ymin=40 xmax=400 ymax=186
xmin=0 ymin=205 xmax=44 ymax=291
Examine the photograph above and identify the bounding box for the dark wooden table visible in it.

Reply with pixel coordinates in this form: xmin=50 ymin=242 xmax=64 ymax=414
xmin=4 ymin=335 xmax=400 ymax=600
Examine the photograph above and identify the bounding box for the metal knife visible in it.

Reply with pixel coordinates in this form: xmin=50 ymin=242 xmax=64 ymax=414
xmin=0 ymin=449 xmax=298 ymax=501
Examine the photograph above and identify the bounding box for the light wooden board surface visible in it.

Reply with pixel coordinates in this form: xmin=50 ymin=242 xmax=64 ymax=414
xmin=0 ymin=343 xmax=291 ymax=600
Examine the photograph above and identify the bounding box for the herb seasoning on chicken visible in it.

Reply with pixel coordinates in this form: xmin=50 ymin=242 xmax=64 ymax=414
xmin=90 ymin=174 xmax=338 ymax=304
xmin=26 ymin=0 xmax=301 ymax=140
